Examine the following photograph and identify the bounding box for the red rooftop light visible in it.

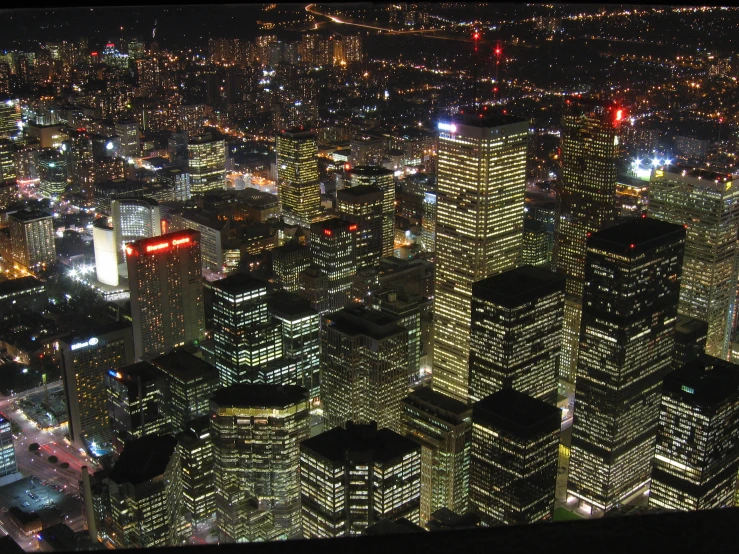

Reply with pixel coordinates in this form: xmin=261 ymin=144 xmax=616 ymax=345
xmin=348 ymin=224 xmax=358 ymax=231
xmin=323 ymin=229 xmax=333 ymax=237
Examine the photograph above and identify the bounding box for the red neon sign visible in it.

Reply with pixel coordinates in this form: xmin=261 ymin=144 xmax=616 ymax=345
xmin=323 ymin=229 xmax=333 ymax=237
xmin=146 ymin=242 xmax=169 ymax=253
xmin=348 ymin=224 xmax=358 ymax=231
xmin=172 ymin=237 xmax=191 ymax=246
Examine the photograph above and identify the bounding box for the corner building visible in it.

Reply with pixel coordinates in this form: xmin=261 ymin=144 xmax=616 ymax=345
xmin=567 ymin=218 xmax=686 ymax=513
xmin=433 ymin=113 xmax=528 ymax=401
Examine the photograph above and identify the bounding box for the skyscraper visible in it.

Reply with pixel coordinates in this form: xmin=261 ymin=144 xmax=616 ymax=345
xmin=93 ymin=218 xmax=119 ymax=286
xmin=673 ymin=314 xmax=708 ymax=370
xmin=336 ymin=185 xmax=385 ymax=269
xmin=188 ymin=133 xmax=226 ymax=195
xmin=178 ymin=416 xmax=216 ymax=524
xmin=211 ymin=384 xmax=310 ymax=541
xmin=59 ymin=322 xmax=135 ymax=450
xmin=401 ymin=387 xmax=472 ymax=525
xmin=470 ymin=389 xmax=560 ymax=525
xmin=347 ymin=166 xmax=395 ymax=258
xmin=649 ymin=354 xmax=739 ymax=511
xmin=420 ymin=191 xmax=436 ymax=253
xmin=9 ymin=209 xmax=56 ymax=273
xmin=321 ymin=306 xmax=408 ymax=433
xmin=567 ymin=218 xmax=685 ymax=513
xmin=111 ymin=197 xmax=161 ymax=257
xmin=433 ymin=113 xmax=529 ymax=401
xmin=648 ymin=165 xmax=739 ymax=358
xmin=552 ymin=98 xmax=623 ymax=383
xmin=127 ymin=230 xmax=205 ymax=360
xmin=309 ymin=218 xmax=357 ymax=313
xmin=0 ymin=416 xmax=18 ymax=482
xmin=469 ymin=265 xmax=565 ymax=404
xmin=300 ymin=421 xmax=421 ymax=538
xmin=276 ymin=129 xmax=321 ymax=228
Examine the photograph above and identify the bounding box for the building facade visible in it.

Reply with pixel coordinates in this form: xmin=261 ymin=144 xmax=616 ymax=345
xmin=9 ymin=209 xmax=56 ymax=272
xmin=276 ymin=129 xmax=321 ymax=228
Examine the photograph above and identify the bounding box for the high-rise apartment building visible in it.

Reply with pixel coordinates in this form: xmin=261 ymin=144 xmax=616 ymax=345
xmin=300 ymin=422 xmax=421 ymax=538
xmin=59 ymin=322 xmax=135 ymax=450
xmin=470 ymin=389 xmax=560 ymax=525
xmin=127 ymin=230 xmax=205 ymax=360
xmin=434 ymin=113 xmax=529 ymax=401
xmin=188 ymin=134 xmax=226 ymax=195
xmin=552 ymin=98 xmax=623 ymax=383
xmin=649 ymin=354 xmax=739 ymax=511
xmin=9 ymin=209 xmax=56 ymax=272
xmin=309 ymin=218 xmax=357 ymax=313
xmin=469 ymin=265 xmax=565 ymax=404
xmin=401 ymin=388 xmax=472 ymax=526
xmin=321 ymin=306 xmax=408 ymax=433
xmin=178 ymin=416 xmax=216 ymax=524
xmin=276 ymin=129 xmax=321 ymax=228
xmin=348 ymin=166 xmax=395 ymax=258
xmin=211 ymin=384 xmax=310 ymax=541
xmin=336 ymin=185 xmax=385 ymax=269
xmin=568 ymin=218 xmax=685 ymax=513
xmin=114 ymin=119 xmax=140 ymax=158
xmin=649 ymin=165 xmax=739 ymax=358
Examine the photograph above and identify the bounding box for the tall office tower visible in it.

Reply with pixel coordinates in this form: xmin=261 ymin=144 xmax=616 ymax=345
xmin=434 ymin=113 xmax=529 ymax=401
xmin=401 ymin=388 xmax=472 ymax=526
xmin=523 ymin=219 xmax=550 ymax=266
xmin=178 ymin=416 xmax=216 ymax=524
xmin=127 ymin=230 xmax=205 ymax=360
xmin=310 ymin=218 xmax=357 ymax=313
xmin=321 ymin=305 xmax=408 ymax=433
xmin=114 ymin=119 xmax=140 ymax=158
xmin=112 ymin=198 xmax=161 ymax=255
xmin=552 ymin=99 xmax=623 ymax=383
xmin=59 ymin=323 xmax=135 ymax=450
xmin=93 ymin=218 xmax=119 ymax=286
xmin=188 ymin=134 xmax=226 ymax=195
xmin=336 ymin=185 xmax=385 ymax=269
xmin=268 ymin=291 xmax=321 ymax=403
xmin=103 ymin=435 xmax=186 ymax=548
xmin=37 ymin=149 xmax=67 ymax=198
xmin=158 ymin=167 xmax=191 ymax=201
xmin=649 ymin=355 xmax=739 ymax=511
xmin=151 ymin=351 xmax=219 ymax=434
xmin=0 ymin=416 xmax=18 ymax=482
xmin=649 ymin=166 xmax=739 ymax=358
xmin=673 ymin=315 xmax=708 ymax=371
xmin=212 ymin=274 xmax=283 ymax=387
xmin=276 ymin=129 xmax=321 ymax=228
xmin=567 ymin=218 xmax=686 ymax=513
xmin=0 ymin=101 xmax=19 ymax=140
xmin=420 ymin=191 xmax=436 ymax=253
xmin=0 ymin=139 xmax=16 ymax=182
xmin=468 ymin=265 xmax=565 ymax=405
xmin=470 ymin=389 xmax=560 ymax=525
xmin=9 ymin=209 xmax=56 ymax=272
xmin=272 ymin=242 xmax=310 ymax=292
xmin=300 ymin=421 xmax=421 ymax=538
xmin=211 ymin=385 xmax=310 ymax=540
xmin=372 ymin=290 xmax=424 ymax=380
xmin=348 ymin=167 xmax=395 ymax=258
xmin=106 ymin=361 xmax=169 ymax=452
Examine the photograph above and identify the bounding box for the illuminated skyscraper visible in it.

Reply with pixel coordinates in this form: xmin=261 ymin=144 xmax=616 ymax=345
xmin=401 ymin=388 xmax=472 ymax=526
xmin=127 ymin=230 xmax=205 ymax=360
xmin=310 ymin=218 xmax=357 ymax=313
xmin=433 ymin=113 xmax=529 ymax=401
xmin=469 ymin=265 xmax=565 ymax=404
xmin=0 ymin=416 xmax=18 ymax=481
xmin=93 ymin=218 xmax=119 ymax=286
xmin=300 ymin=421 xmax=421 ymax=538
xmin=649 ymin=354 xmax=739 ymax=511
xmin=348 ymin=166 xmax=395 ymax=258
xmin=552 ymin=98 xmax=623 ymax=383
xmin=420 ymin=191 xmax=436 ymax=253
xmin=321 ymin=306 xmax=409 ymax=433
xmin=649 ymin=165 xmax=739 ymax=358
xmin=470 ymin=389 xmax=560 ymax=525
xmin=178 ymin=416 xmax=216 ymax=524
xmin=276 ymin=129 xmax=321 ymax=228
xmin=567 ymin=218 xmax=685 ymax=513
xmin=112 ymin=197 xmax=161 ymax=258
xmin=272 ymin=242 xmax=310 ymax=293
xmin=0 ymin=139 xmax=16 ymax=182
xmin=9 ymin=209 xmax=56 ymax=273
xmin=336 ymin=185 xmax=384 ymax=269
xmin=211 ymin=384 xmax=310 ymax=541
xmin=59 ymin=322 xmax=135 ymax=450
xmin=188 ymin=134 xmax=226 ymax=195
xmin=37 ymin=148 xmax=67 ymax=198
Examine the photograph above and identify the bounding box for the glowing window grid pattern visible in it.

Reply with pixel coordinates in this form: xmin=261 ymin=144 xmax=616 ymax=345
xmin=348 ymin=167 xmax=395 ymax=258
xmin=188 ymin=136 xmax=226 ymax=195
xmin=276 ymin=130 xmax=321 ymax=227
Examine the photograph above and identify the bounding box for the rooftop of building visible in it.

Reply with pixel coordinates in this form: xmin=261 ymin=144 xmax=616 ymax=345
xmin=403 ymin=386 xmax=471 ymax=418
xmin=211 ymin=272 xmax=268 ymax=295
xmin=115 ymin=360 xmax=162 ymax=383
xmin=279 ymin=128 xmax=316 ymax=139
xmin=675 ymin=314 xmax=709 ymax=337
xmin=589 ymin=217 xmax=685 ymax=254
xmin=451 ymin=110 xmax=528 ymax=128
xmin=350 ymin=166 xmax=394 ymax=176
xmin=58 ymin=320 xmax=132 ymax=348
xmin=132 ymin=228 xmax=200 ymax=251
xmin=267 ymin=291 xmax=316 ymax=320
xmin=364 ymin=518 xmax=426 ymax=536
xmin=0 ymin=276 xmax=44 ymax=296
xmin=301 ymin=422 xmax=419 ymax=464
xmin=178 ymin=208 xmax=229 ymax=230
xmin=9 ymin=209 xmax=53 ymax=222
xmin=524 ymin=218 xmax=548 ymax=233
xmin=211 ymin=384 xmax=308 ymax=409
xmin=473 ymin=389 xmax=561 ymax=438
xmin=108 ymin=434 xmax=178 ymax=486
xmin=311 ymin=217 xmax=353 ymax=232
xmin=323 ymin=305 xmax=405 ymax=341
xmin=472 ymin=265 xmax=565 ymax=309
xmin=151 ymin=350 xmax=218 ymax=382
xmin=658 ymin=164 xmax=734 ymax=184
xmin=337 ymin=184 xmax=384 ymax=200
xmin=112 ymin=196 xmax=159 ymax=207
xmin=664 ymin=354 xmax=739 ymax=406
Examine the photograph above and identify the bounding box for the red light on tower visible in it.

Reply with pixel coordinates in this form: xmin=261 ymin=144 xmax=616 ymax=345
xmin=615 ymin=109 xmax=623 ymax=121
xmin=323 ymin=229 xmax=333 ymax=237
xmin=495 ymin=47 xmax=501 ymax=54
xmin=348 ymin=224 xmax=358 ymax=232
xmin=126 ymin=246 xmax=134 ymax=256
xmin=473 ymin=32 xmax=479 ymax=40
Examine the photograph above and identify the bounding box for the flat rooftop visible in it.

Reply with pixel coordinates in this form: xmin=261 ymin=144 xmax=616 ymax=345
xmin=473 ymin=388 xmax=561 ymax=438
xmin=664 ymin=354 xmax=739 ymax=406
xmin=151 ymin=350 xmax=218 ymax=382
xmin=590 ymin=217 xmax=685 ymax=254
xmin=267 ymin=291 xmax=317 ymax=320
xmin=403 ymin=386 xmax=471 ymax=418
xmin=302 ymin=423 xmax=419 ymax=464
xmin=109 ymin=434 xmax=178 ymax=486
xmin=0 ymin=276 xmax=44 ymax=296
xmin=350 ymin=166 xmax=394 ymax=177
xmin=211 ymin=273 xmax=268 ymax=295
xmin=323 ymin=306 xmax=405 ymax=341
xmin=473 ymin=265 xmax=565 ymax=308
xmin=211 ymin=384 xmax=308 ymax=408
xmin=9 ymin=209 xmax=52 ymax=222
